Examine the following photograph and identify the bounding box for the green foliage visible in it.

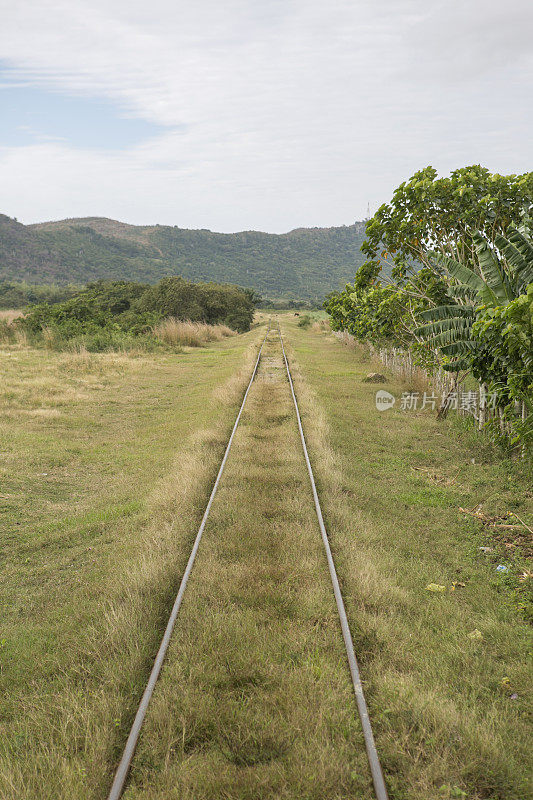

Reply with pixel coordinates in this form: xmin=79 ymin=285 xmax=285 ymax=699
xmin=0 ymin=280 xmax=81 ymax=309
xmin=297 ymin=314 xmax=312 ymax=328
xmin=325 ymin=164 xmax=533 ymax=453
xmin=0 ymin=214 xmax=367 ymax=303
xmin=471 ymin=285 xmax=533 ymax=437
xmin=21 ymin=277 xmax=255 ymax=351
xmin=324 ymin=267 xmax=447 ymax=371
xmin=358 ymin=165 xmax=532 ymax=285
xmin=137 ymin=277 xmax=254 ymax=332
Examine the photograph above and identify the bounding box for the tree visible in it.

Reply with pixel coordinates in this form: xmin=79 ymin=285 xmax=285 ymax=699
xmin=359 ymin=166 xmax=533 ymax=287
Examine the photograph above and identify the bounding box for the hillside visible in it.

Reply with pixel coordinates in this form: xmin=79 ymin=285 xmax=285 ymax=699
xmin=0 ymin=214 xmax=368 ymax=302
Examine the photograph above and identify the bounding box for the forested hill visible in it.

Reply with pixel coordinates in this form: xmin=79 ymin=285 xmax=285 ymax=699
xmin=0 ymin=214 xmax=367 ymax=302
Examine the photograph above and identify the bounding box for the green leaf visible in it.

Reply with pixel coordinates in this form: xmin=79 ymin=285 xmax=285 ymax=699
xmin=418 ymin=305 xmax=474 ymax=323
xmin=473 ymin=233 xmax=512 ymax=302
xmin=432 ymin=252 xmax=498 ymax=306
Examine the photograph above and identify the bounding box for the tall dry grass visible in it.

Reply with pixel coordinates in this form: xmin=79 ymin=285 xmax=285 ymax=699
xmin=0 ymin=309 xmax=24 ymax=324
xmin=153 ymin=318 xmax=236 ymax=347
xmin=0 ymin=311 xmax=27 ymax=346
xmin=311 ymin=318 xmax=330 ymax=334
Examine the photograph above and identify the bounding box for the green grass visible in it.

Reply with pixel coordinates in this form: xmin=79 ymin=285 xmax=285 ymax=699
xmin=283 ymin=318 xmax=532 ymax=800
xmin=1 ymin=316 xmax=531 ymax=799
xmin=0 ymin=326 xmax=266 ymax=798
xmin=123 ymin=329 xmax=374 ymax=799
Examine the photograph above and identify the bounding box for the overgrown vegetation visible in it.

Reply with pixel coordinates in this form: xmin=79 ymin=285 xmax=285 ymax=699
xmin=9 ymin=277 xmax=256 ymax=351
xmin=153 ymin=318 xmax=235 ymax=347
xmin=0 ymin=326 xmax=263 ymax=799
xmin=1 ymin=316 xmax=530 ymax=798
xmin=125 ymin=329 xmax=374 ymax=798
xmin=325 ymin=166 xmax=533 ymax=452
xmin=284 ymin=316 xmax=532 ymax=800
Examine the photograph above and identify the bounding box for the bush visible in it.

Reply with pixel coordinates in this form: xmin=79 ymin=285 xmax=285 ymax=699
xmin=21 ymin=277 xmax=255 ymax=350
xmin=138 ymin=278 xmax=255 ymax=332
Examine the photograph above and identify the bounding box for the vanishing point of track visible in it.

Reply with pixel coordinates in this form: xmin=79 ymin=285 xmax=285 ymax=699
xmin=107 ymin=319 xmax=389 ymax=800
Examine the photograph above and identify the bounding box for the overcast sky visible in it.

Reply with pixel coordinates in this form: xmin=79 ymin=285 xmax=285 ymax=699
xmin=0 ymin=0 xmax=531 ymax=232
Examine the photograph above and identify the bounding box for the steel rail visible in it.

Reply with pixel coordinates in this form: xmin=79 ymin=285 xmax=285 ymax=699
xmin=277 ymin=321 xmax=389 ymax=800
xmin=106 ymin=321 xmax=271 ymax=800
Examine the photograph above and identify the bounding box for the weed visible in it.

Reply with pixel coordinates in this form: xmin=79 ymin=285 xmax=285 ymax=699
xmin=152 ymin=318 xmax=235 ymax=347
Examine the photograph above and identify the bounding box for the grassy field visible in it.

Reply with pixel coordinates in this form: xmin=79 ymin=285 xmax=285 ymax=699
xmin=1 ymin=314 xmax=531 ymax=799
xmin=0 ymin=324 xmax=266 ymax=798
xmin=282 ymin=315 xmax=532 ymax=800
xmin=123 ymin=327 xmax=373 ymax=799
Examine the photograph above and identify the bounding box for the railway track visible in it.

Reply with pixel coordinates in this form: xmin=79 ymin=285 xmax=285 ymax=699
xmin=107 ymin=319 xmax=388 ymax=800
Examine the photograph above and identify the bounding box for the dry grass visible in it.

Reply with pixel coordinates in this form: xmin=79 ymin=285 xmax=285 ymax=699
xmin=0 ymin=310 xmax=26 ymax=347
xmin=2 ymin=315 xmax=531 ymax=799
xmin=283 ymin=316 xmax=532 ymax=800
xmin=311 ymin=318 xmax=330 ymax=334
xmin=0 ymin=326 xmax=265 ymax=799
xmin=153 ymin=318 xmax=235 ymax=347
xmin=124 ymin=328 xmax=372 ymax=798
xmin=0 ymin=309 xmax=24 ymax=323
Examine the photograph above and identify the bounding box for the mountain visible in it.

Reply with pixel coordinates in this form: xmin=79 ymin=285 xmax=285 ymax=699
xmin=0 ymin=213 xmax=368 ymax=302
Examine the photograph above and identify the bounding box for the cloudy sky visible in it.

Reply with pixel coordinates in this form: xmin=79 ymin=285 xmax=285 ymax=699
xmin=0 ymin=0 xmax=531 ymax=232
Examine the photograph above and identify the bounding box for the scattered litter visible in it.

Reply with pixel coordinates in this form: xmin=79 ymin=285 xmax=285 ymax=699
xmin=510 ymin=693 xmax=518 ymax=700
xmin=500 ymin=677 xmax=511 ymax=688
xmin=451 ymin=581 xmax=466 ymax=591
xmin=478 ymin=546 xmax=493 ymax=553
xmin=468 ymin=629 xmax=483 ymax=640
xmin=426 ymin=583 xmax=446 ymax=592
xmin=519 ymin=570 xmax=532 ymax=582
xmin=460 ymin=506 xmax=522 ymax=529
xmin=496 ymin=564 xmax=509 ymax=573
xmin=460 ymin=507 xmax=533 ymax=557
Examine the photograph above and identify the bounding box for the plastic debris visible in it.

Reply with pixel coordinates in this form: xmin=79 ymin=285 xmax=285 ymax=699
xmin=479 ymin=546 xmax=493 ymax=553
xmin=468 ymin=629 xmax=483 ymax=640
xmin=510 ymin=693 xmax=518 ymax=700
xmin=496 ymin=564 xmax=509 ymax=573
xmin=451 ymin=581 xmax=466 ymax=591
xmin=426 ymin=583 xmax=446 ymax=592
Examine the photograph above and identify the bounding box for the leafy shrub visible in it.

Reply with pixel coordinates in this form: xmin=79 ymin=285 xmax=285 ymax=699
xmin=325 ymin=165 xmax=533 ymax=452
xmin=138 ymin=278 xmax=255 ymax=332
xmin=297 ymin=314 xmax=312 ymax=328
xmin=21 ymin=277 xmax=255 ymax=351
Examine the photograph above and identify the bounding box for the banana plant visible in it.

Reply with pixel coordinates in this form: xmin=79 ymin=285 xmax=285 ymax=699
xmin=415 ymin=217 xmax=533 ymax=372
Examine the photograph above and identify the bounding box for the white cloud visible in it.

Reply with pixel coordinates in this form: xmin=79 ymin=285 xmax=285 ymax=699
xmin=0 ymin=0 xmax=531 ymax=231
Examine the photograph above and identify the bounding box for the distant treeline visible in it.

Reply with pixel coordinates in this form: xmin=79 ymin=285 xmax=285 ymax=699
xmin=0 ymin=281 xmax=81 ymax=309
xmin=17 ymin=278 xmax=257 ymax=351
xmin=258 ymin=298 xmax=323 ymax=310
